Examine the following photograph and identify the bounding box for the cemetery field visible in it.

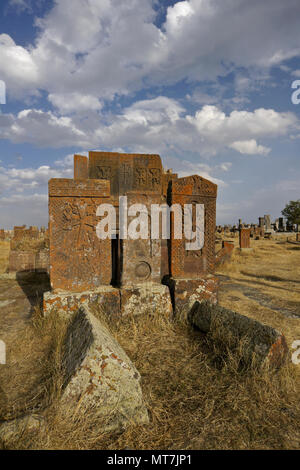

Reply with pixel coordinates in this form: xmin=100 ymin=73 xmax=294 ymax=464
xmin=0 ymin=236 xmax=299 ymax=450
xmin=0 ymin=241 xmax=10 ymax=274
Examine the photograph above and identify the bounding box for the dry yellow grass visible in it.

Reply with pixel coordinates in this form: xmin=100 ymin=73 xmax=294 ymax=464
xmin=10 ymin=237 xmax=49 ymax=252
xmin=0 ymin=241 xmax=10 ymax=274
xmin=216 ymin=235 xmax=300 ymax=354
xmin=0 ymin=236 xmax=299 ymax=450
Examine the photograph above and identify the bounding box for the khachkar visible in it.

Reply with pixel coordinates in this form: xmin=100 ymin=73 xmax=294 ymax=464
xmin=43 ymin=152 xmax=218 ymax=317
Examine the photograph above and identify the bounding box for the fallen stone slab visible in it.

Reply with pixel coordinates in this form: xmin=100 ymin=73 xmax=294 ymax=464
xmin=60 ymin=306 xmax=149 ymax=432
xmin=188 ymin=301 xmax=288 ymax=368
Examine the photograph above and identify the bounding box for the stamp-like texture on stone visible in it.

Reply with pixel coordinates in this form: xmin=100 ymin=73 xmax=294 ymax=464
xmin=49 ymin=179 xmax=112 ymax=292
xmin=88 ymin=151 xmax=162 ymax=195
xmin=170 ymin=175 xmax=217 ymax=279
xmin=121 ymin=192 xmax=162 ymax=285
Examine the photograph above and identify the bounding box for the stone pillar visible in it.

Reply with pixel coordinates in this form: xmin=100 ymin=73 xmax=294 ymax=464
xmin=74 ymin=154 xmax=88 ymax=179
xmin=166 ymin=175 xmax=219 ymax=315
xmin=48 ymin=178 xmax=112 ymax=292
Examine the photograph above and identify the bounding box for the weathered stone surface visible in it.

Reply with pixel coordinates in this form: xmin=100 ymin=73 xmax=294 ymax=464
xmin=120 ymin=282 xmax=172 ymax=317
xmin=49 ymin=178 xmax=112 ymax=292
xmin=121 ymin=193 xmax=162 ymax=285
xmin=45 ymin=152 xmax=220 ymax=317
xmin=188 ymin=301 xmax=288 ymax=368
xmin=264 ymin=214 xmax=272 ymax=232
xmin=0 ymin=415 xmax=44 ymax=444
xmin=61 ymin=306 xmax=149 ymax=432
xmin=88 ymin=151 xmax=162 ymax=196
xmin=170 ymin=175 xmax=217 ymax=279
xmin=43 ymin=286 xmax=120 ymax=316
xmin=239 ymin=228 xmax=251 ymax=249
xmin=13 ymin=225 xmax=26 ymax=241
xmin=74 ymin=154 xmax=88 ymax=179
xmin=215 ymin=241 xmax=234 ymax=266
xmin=162 ymin=169 xmax=178 ymax=199
xmin=164 ymin=276 xmax=219 ymax=316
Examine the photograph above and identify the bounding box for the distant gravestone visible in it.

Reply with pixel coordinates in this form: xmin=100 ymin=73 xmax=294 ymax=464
xmin=264 ymin=214 xmax=271 ymax=232
xmin=279 ymin=218 xmax=284 ymax=231
xmin=239 ymin=228 xmax=251 ymax=249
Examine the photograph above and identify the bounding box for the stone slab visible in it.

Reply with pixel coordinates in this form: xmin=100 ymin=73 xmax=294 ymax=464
xmin=43 ymin=286 xmax=120 ymax=317
xmin=120 ymin=282 xmax=173 ymax=317
xmin=60 ymin=306 xmax=149 ymax=432
xmin=49 ymin=178 xmax=112 ymax=292
xmin=164 ymin=276 xmax=219 ymax=316
xmin=188 ymin=301 xmax=288 ymax=368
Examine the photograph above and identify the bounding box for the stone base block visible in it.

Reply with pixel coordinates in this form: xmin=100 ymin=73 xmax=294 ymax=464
xmin=43 ymin=286 xmax=120 ymax=317
xmin=239 ymin=247 xmax=254 ymax=253
xmin=120 ymin=282 xmax=173 ymax=317
xmin=164 ymin=276 xmax=219 ymax=316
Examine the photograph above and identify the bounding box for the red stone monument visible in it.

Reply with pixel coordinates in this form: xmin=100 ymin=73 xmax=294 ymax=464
xmin=44 ymin=152 xmax=219 ymax=317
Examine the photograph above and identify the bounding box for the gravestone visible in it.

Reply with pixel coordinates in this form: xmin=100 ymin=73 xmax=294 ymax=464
xmin=264 ymin=214 xmax=271 ymax=232
xmin=278 ymin=218 xmax=284 ymax=231
xmin=13 ymin=225 xmax=26 ymax=241
xmin=44 ymin=152 xmax=218 ymax=318
xmin=48 ymin=178 xmax=112 ymax=292
xmin=165 ymin=175 xmax=219 ymax=314
xmin=239 ymin=228 xmax=251 ymax=249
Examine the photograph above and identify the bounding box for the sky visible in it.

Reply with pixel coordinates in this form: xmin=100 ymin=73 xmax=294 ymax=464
xmin=0 ymin=0 xmax=299 ymax=228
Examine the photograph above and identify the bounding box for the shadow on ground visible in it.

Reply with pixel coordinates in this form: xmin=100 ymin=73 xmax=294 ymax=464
xmin=16 ymin=271 xmax=50 ymax=313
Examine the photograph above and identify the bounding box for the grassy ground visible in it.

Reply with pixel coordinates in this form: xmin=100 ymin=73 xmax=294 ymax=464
xmin=0 ymin=241 xmax=10 ymax=274
xmin=0 ymin=236 xmax=299 ymax=450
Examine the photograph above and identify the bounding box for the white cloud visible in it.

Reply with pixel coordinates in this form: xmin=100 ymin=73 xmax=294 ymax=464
xmin=0 ymin=109 xmax=89 ymax=147
xmin=1 ymin=0 xmax=300 ymax=102
xmin=291 ymin=70 xmax=300 ymax=78
xmin=48 ymin=93 xmax=102 ymax=113
xmin=229 ymin=139 xmax=270 ymax=155
xmin=0 ymin=34 xmax=39 ymax=97
xmin=0 ymin=99 xmax=297 ymax=156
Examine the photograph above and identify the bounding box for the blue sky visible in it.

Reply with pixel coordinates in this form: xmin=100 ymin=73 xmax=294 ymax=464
xmin=0 ymin=0 xmax=299 ymax=228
